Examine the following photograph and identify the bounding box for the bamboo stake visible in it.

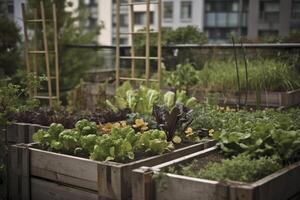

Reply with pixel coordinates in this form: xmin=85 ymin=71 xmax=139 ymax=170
xmin=115 ymin=0 xmax=121 ymax=88
xmin=53 ymin=3 xmax=60 ymax=101
xmin=129 ymin=0 xmax=135 ymax=80
xmin=40 ymin=1 xmax=53 ymax=106
xmin=33 ymin=8 xmax=38 ymax=97
xmin=145 ymin=0 xmax=150 ymax=86
xmin=157 ymin=0 xmax=162 ymax=88
xmin=21 ymin=3 xmax=32 ymax=98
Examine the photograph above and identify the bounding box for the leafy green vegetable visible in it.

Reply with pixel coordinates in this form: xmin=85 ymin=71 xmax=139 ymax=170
xmin=176 ymin=155 xmax=282 ymax=183
xmin=106 ymin=82 xmax=160 ymax=115
xmin=90 ymin=127 xmax=172 ymax=161
xmin=135 ymin=129 xmax=172 ymax=154
xmin=153 ymin=104 xmax=193 ymax=142
xmin=75 ymin=119 xmax=97 ymax=135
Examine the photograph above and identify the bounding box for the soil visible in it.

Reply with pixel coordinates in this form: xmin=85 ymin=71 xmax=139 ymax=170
xmin=166 ymin=152 xmax=225 ymax=175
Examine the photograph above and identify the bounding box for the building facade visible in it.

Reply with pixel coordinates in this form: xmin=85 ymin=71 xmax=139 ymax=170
xmin=5 ymin=0 xmax=299 ymax=44
xmin=0 ymin=0 xmax=26 ymax=31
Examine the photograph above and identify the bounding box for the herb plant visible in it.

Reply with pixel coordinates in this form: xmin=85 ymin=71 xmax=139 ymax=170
xmin=176 ymin=155 xmax=282 ymax=183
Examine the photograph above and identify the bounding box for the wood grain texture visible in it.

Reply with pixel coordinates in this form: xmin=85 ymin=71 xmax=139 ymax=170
xmin=31 ymin=178 xmax=98 ymax=200
xmin=132 ymin=147 xmax=300 ymax=200
xmin=11 ymin=140 xmax=214 ymax=200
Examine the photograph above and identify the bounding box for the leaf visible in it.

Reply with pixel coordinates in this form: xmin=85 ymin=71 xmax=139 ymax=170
xmin=164 ymin=91 xmax=175 ymax=109
xmin=172 ymin=136 xmax=182 ymax=144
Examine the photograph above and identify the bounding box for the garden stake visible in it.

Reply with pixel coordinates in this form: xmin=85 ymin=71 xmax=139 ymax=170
xmin=241 ymin=41 xmax=249 ymax=106
xmin=232 ymin=37 xmax=241 ymax=107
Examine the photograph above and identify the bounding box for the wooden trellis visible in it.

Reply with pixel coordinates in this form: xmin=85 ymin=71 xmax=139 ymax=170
xmin=115 ymin=0 xmax=162 ymax=88
xmin=22 ymin=1 xmax=60 ymax=106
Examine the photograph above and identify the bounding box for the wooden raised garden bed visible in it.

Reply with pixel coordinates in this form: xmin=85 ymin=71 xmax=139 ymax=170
xmin=9 ymin=139 xmax=215 ymax=200
xmin=193 ymin=89 xmax=300 ymax=108
xmin=132 ymin=146 xmax=300 ymax=200
xmin=6 ymin=122 xmax=48 ymax=145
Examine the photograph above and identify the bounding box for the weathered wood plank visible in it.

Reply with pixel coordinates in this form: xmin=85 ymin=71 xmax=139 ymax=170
xmin=30 ymin=147 xmax=99 ymax=191
xmin=194 ymin=89 xmax=300 ymax=108
xmin=6 ymin=123 xmax=18 ymax=143
xmin=155 ymin=173 xmax=228 ymax=200
xmin=31 ymin=178 xmax=98 ymax=200
xmin=132 ymin=167 xmax=155 ymax=200
xmin=9 ymin=144 xmax=30 ymax=200
xmin=12 ymin=140 xmax=215 ymax=200
xmin=132 ymin=147 xmax=300 ymax=200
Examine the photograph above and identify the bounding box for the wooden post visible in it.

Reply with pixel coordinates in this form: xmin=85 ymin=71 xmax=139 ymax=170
xmin=40 ymin=1 xmax=53 ymax=106
xmin=115 ymin=0 xmax=121 ymax=88
xmin=157 ymin=0 xmax=162 ymax=88
xmin=53 ymin=3 xmax=60 ymax=101
xmin=21 ymin=3 xmax=32 ymax=98
xmin=9 ymin=144 xmax=30 ymax=200
xmin=145 ymin=0 xmax=151 ymax=86
xmin=132 ymin=167 xmax=155 ymax=200
xmin=33 ymin=8 xmax=39 ymax=97
xmin=129 ymin=0 xmax=136 ymax=80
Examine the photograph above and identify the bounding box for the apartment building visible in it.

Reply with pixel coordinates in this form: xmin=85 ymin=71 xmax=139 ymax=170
xmin=0 ymin=0 xmax=26 ymax=31
xmin=98 ymin=0 xmax=204 ymax=45
xmin=248 ymin=0 xmax=300 ymax=39
xmin=5 ymin=0 xmax=299 ymax=44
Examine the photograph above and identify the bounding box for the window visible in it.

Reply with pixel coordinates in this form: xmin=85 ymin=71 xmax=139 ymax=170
xmin=181 ymin=1 xmax=192 ymax=20
xmin=134 ymin=12 xmax=154 ymax=25
xmin=206 ymin=13 xmax=216 ymax=26
xmin=216 ymin=13 xmax=227 ymax=27
xmin=163 ymin=2 xmax=173 ymax=20
xmin=292 ymin=0 xmax=300 ymax=19
xmin=120 ymin=38 xmax=128 ymax=45
xmin=120 ymin=14 xmax=128 ymax=27
xmin=259 ymin=1 xmax=280 ymax=22
xmin=134 ymin=12 xmax=144 ymax=25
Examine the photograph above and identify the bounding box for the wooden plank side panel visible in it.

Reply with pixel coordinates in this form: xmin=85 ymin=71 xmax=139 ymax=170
xmin=6 ymin=123 xmax=18 ymax=143
xmin=285 ymin=89 xmax=300 ymax=106
xmin=31 ymin=178 xmax=98 ymax=200
xmin=252 ymin=161 xmax=300 ymax=200
xmin=155 ymin=174 xmax=228 ymax=200
xmin=97 ymin=163 xmax=122 ymax=199
xmin=9 ymin=144 xmax=30 ymax=200
xmin=132 ymin=167 xmax=155 ymax=200
xmin=30 ymin=148 xmax=98 ymax=191
xmin=27 ymin=140 xmax=214 ymax=200
xmin=9 ymin=145 xmax=19 ymax=200
xmin=130 ymin=140 xmax=215 ymax=169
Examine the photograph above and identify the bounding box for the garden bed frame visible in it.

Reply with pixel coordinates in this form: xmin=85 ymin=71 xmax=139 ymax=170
xmin=6 ymin=122 xmax=48 ymax=145
xmin=193 ymin=89 xmax=300 ymax=108
xmin=132 ymin=146 xmax=300 ymax=200
xmin=9 ymin=139 xmax=215 ymax=200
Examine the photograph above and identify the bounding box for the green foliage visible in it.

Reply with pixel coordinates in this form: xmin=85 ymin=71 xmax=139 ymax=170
xmin=191 ymin=104 xmax=300 ymax=164
xmin=180 ymin=155 xmax=281 ymax=183
xmin=163 ymin=26 xmax=207 ymax=45
xmin=75 ymin=119 xmax=97 ymax=135
xmin=26 ymin=0 xmax=103 ymax=92
xmin=107 ymin=82 xmax=197 ymax=115
xmin=135 ymin=129 xmax=172 ymax=155
xmin=106 ymin=82 xmax=160 ymax=115
xmin=198 ymin=59 xmax=300 ymax=92
xmin=0 ymin=17 xmax=20 ymax=76
xmin=153 ymin=104 xmax=194 ymax=142
xmin=163 ymin=63 xmax=199 ymax=92
xmin=33 ymin=119 xmax=172 ymax=162
xmin=0 ymin=75 xmax=42 ymax=125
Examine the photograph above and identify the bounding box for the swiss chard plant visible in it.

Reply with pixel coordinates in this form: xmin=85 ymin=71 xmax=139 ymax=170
xmin=153 ymin=104 xmax=194 ymax=142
